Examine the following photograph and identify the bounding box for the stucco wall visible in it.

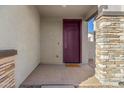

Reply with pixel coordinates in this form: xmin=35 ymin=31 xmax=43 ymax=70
xmin=40 ymin=17 xmax=63 ymax=64
xmin=82 ymin=21 xmax=88 ymax=64
xmin=0 ymin=6 xmax=41 ymax=87
xmin=40 ymin=17 xmax=88 ymax=64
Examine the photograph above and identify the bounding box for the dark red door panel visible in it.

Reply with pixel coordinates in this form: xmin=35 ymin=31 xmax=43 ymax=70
xmin=63 ymin=19 xmax=81 ymax=63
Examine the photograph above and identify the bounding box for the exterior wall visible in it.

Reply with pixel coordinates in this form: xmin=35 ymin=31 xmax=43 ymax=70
xmin=98 ymin=5 xmax=124 ymax=16
xmin=88 ymin=33 xmax=95 ymax=60
xmin=40 ymin=17 xmax=88 ymax=64
xmin=40 ymin=18 xmax=63 ymax=64
xmin=0 ymin=6 xmax=41 ymax=87
xmin=100 ymin=5 xmax=124 ymax=12
xmin=82 ymin=21 xmax=89 ymax=64
xmin=95 ymin=16 xmax=124 ymax=86
xmin=88 ymin=42 xmax=95 ymax=59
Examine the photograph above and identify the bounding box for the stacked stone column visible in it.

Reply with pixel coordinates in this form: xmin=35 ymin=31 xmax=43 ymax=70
xmin=95 ymin=16 xmax=124 ymax=86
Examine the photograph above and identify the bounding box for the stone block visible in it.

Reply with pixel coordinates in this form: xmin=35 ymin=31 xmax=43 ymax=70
xmin=95 ymin=16 xmax=124 ymax=87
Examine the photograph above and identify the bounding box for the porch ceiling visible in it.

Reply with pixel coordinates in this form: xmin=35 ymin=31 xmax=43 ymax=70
xmin=37 ymin=5 xmax=97 ymax=18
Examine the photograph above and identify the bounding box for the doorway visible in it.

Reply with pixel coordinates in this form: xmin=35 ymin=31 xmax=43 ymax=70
xmin=63 ymin=19 xmax=82 ymax=63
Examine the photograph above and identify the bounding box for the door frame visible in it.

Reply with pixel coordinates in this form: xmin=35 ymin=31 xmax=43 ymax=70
xmin=63 ymin=19 xmax=82 ymax=63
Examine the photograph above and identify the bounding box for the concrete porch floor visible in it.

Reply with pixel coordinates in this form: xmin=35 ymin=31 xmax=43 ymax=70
xmin=20 ymin=64 xmax=95 ymax=88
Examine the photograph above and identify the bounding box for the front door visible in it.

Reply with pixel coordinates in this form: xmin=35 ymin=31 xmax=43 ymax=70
xmin=63 ymin=19 xmax=81 ymax=63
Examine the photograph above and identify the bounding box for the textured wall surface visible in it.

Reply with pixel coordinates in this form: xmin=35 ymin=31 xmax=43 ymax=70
xmin=0 ymin=6 xmax=41 ymax=87
xmin=95 ymin=16 xmax=124 ymax=86
xmin=40 ymin=17 xmax=63 ymax=64
xmin=40 ymin=17 xmax=88 ymax=64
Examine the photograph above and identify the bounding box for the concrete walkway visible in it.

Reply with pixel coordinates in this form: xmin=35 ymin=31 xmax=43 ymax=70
xmin=20 ymin=64 xmax=95 ymax=88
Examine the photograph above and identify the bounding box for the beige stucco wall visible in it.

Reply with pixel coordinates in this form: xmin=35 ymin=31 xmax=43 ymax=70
xmin=40 ymin=17 xmax=88 ymax=64
xmin=82 ymin=21 xmax=88 ymax=64
xmin=0 ymin=6 xmax=41 ymax=87
xmin=40 ymin=17 xmax=63 ymax=64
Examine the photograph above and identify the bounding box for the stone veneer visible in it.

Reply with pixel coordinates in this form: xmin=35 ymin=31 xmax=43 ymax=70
xmin=95 ymin=16 xmax=124 ymax=86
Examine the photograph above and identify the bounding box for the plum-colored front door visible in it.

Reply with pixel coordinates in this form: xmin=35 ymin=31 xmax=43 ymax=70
xmin=63 ymin=19 xmax=81 ymax=63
